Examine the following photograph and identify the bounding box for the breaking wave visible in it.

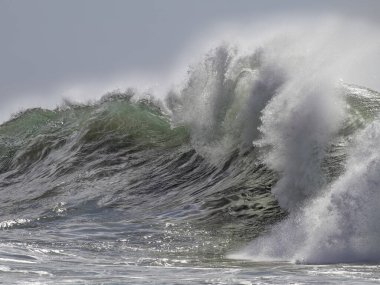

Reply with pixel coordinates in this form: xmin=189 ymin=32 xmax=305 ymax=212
xmin=1 ymin=25 xmax=380 ymax=265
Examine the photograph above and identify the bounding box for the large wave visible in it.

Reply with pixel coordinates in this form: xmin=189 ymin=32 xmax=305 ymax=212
xmin=1 ymin=21 xmax=380 ymax=265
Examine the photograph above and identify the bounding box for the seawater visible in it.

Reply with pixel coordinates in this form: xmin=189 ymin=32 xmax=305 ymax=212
xmin=1 ymin=27 xmax=380 ymax=284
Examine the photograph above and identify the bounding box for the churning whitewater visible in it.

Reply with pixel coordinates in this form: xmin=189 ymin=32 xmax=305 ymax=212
xmin=1 ymin=23 xmax=380 ymax=283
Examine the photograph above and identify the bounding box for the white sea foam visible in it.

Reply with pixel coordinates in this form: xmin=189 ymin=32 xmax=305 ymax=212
xmin=230 ymin=119 xmax=380 ymax=263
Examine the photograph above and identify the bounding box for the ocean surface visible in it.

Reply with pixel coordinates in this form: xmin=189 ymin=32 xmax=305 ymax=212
xmin=1 ymin=44 xmax=380 ymax=284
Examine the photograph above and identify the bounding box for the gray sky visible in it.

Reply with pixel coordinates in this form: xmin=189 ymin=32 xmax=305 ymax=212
xmin=1 ymin=0 xmax=380 ymax=122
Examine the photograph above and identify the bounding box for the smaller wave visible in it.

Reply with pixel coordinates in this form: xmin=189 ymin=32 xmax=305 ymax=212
xmin=0 ymin=90 xmax=189 ymax=175
xmin=0 ymin=218 xmax=31 ymax=230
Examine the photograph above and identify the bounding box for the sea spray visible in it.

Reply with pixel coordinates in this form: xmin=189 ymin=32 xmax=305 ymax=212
xmin=230 ymin=119 xmax=380 ymax=263
xmin=257 ymin=74 xmax=345 ymax=211
xmin=166 ymin=45 xmax=286 ymax=161
xmin=297 ymin=120 xmax=380 ymax=263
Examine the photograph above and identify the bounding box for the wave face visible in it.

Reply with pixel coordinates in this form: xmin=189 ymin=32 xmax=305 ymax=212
xmin=1 ymin=36 xmax=380 ymax=273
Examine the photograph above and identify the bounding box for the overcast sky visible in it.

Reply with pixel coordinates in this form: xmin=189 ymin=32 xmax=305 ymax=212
xmin=1 ymin=0 xmax=380 ymax=123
